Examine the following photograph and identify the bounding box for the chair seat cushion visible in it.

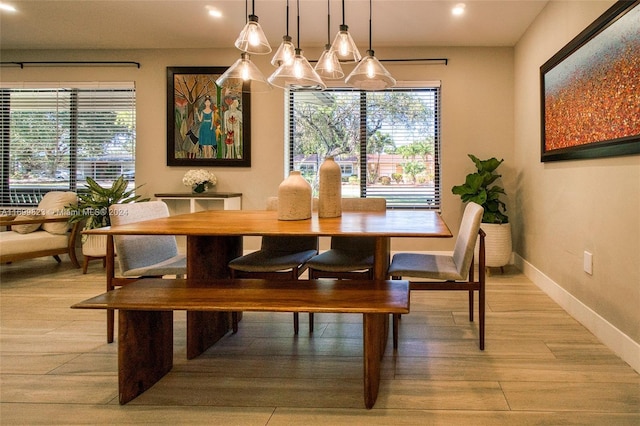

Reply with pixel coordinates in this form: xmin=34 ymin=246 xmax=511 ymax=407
xmin=0 ymin=230 xmax=69 ymax=255
xmin=228 ymin=249 xmax=317 ymax=273
xmin=305 ymin=249 xmax=374 ymax=272
xmin=122 ymin=254 xmax=187 ymax=277
xmin=388 ymin=252 xmax=465 ymax=281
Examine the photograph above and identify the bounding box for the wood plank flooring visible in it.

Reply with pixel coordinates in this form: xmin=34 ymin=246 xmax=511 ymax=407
xmin=1 ymin=258 xmax=639 ymax=425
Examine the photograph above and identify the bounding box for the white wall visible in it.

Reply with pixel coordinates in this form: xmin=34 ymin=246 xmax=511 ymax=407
xmin=1 ymin=45 xmax=514 ymax=252
xmin=513 ymin=0 xmax=640 ymax=357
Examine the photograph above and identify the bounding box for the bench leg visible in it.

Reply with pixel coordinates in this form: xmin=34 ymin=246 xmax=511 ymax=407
xmin=363 ymin=313 xmax=386 ymax=409
xmin=118 ymin=310 xmax=173 ymax=404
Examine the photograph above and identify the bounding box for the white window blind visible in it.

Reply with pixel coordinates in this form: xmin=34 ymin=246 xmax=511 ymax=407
xmin=287 ymin=83 xmax=441 ymax=209
xmin=0 ymin=83 xmax=136 ymax=206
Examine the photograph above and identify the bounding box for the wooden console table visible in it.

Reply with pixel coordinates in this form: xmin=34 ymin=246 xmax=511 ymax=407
xmin=155 ymin=192 xmax=242 ymax=213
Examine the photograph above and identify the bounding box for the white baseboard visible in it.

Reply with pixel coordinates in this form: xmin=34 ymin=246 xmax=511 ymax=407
xmin=514 ymin=253 xmax=640 ymax=374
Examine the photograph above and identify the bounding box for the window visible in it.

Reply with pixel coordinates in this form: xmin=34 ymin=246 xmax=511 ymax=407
xmin=0 ymin=82 xmax=136 ymax=206
xmin=287 ymin=83 xmax=440 ymax=209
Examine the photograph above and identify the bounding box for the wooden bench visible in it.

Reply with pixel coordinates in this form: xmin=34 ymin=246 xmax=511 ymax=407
xmin=72 ymin=278 xmax=410 ymax=409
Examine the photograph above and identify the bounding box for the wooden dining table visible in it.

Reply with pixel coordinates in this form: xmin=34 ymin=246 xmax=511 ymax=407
xmin=86 ymin=208 xmax=452 ymax=357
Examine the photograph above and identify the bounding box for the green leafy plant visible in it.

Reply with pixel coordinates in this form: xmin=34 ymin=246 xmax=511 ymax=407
xmin=67 ymin=175 xmax=149 ymax=231
xmin=452 ymin=154 xmax=508 ymax=224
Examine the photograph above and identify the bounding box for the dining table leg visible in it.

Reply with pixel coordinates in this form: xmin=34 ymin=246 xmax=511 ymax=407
xmin=373 ymin=236 xmax=391 ymax=353
xmin=185 ymin=235 xmax=242 ymax=359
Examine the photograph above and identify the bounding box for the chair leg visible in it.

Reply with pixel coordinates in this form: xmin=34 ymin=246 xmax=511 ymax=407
xmin=293 ymin=313 xmax=299 ymax=335
xmin=469 ymin=290 xmax=474 ymax=322
xmin=309 ymin=313 xmax=314 ymax=333
xmin=232 ymin=312 xmax=239 ymax=334
xmin=479 ymin=287 xmax=485 ymax=351
xmin=82 ymin=256 xmax=90 ymax=274
xmin=392 ymin=314 xmax=399 ymax=350
xmin=107 ymin=309 xmax=114 ymax=343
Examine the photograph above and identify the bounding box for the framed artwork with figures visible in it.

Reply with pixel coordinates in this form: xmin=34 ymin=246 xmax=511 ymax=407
xmin=167 ymin=66 xmax=251 ymax=167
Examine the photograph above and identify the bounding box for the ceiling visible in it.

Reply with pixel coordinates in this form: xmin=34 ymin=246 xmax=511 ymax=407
xmin=0 ymin=0 xmax=548 ymax=51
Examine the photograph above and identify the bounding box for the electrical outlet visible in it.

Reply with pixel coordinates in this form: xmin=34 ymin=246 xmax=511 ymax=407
xmin=584 ymin=251 xmax=593 ymax=275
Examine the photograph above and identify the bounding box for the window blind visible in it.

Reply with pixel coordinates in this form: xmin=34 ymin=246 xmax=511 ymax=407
xmin=287 ymin=82 xmax=441 ymax=210
xmin=0 ymin=83 xmax=136 ymax=206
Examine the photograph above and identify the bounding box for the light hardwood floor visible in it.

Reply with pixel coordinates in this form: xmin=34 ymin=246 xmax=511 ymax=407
xmin=1 ymin=258 xmax=638 ymax=425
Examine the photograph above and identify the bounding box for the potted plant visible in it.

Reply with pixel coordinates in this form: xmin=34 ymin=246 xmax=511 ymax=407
xmin=67 ymin=176 xmax=148 ymax=270
xmin=452 ymin=154 xmax=511 ymax=270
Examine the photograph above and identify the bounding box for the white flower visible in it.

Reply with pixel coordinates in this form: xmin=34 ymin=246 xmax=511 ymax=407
xmin=182 ymin=169 xmax=217 ymax=187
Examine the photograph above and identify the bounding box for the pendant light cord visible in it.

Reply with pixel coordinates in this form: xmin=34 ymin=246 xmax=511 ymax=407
xmin=368 ymin=0 xmax=372 ymax=51
xmin=341 ymin=0 xmax=346 ymax=25
xmin=326 ymin=0 xmax=331 ymax=44
xmin=296 ymin=0 xmax=301 ymax=49
xmin=286 ymin=0 xmax=290 ymax=37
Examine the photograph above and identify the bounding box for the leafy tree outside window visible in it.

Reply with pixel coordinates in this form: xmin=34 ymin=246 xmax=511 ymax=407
xmin=288 ymin=85 xmax=441 ymax=209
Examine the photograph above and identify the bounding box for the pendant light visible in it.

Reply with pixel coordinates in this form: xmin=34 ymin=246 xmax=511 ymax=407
xmin=271 ymin=0 xmax=295 ymax=66
xmin=234 ymin=0 xmax=272 ymax=55
xmin=345 ymin=0 xmax=396 ymax=90
xmin=314 ymin=0 xmax=344 ymax=80
xmin=216 ymin=52 xmax=273 ymax=93
xmin=268 ymin=0 xmax=326 ymax=90
xmin=329 ymin=0 xmax=361 ymax=63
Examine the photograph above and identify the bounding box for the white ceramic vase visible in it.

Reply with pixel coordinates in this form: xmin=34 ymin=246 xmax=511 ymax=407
xmin=278 ymin=171 xmax=312 ymax=221
xmin=318 ymin=156 xmax=342 ymax=218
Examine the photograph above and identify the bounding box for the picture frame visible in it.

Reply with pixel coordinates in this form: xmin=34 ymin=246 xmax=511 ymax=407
xmin=167 ymin=66 xmax=251 ymax=167
xmin=540 ymin=1 xmax=640 ymax=162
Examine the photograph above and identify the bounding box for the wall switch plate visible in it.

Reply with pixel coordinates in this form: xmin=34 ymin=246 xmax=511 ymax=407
xmin=584 ymin=251 xmax=593 ymax=275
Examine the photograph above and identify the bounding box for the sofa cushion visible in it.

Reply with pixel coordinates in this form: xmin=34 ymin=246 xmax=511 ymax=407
xmin=38 ymin=191 xmax=77 ymax=235
xmin=11 ymin=211 xmax=44 ymax=234
xmin=0 ymin=230 xmax=69 ymax=256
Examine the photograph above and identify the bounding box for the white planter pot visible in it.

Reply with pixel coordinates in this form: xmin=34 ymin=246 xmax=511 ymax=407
xmin=82 ymin=234 xmax=107 ymax=257
xmin=476 ymin=222 xmax=512 ymax=268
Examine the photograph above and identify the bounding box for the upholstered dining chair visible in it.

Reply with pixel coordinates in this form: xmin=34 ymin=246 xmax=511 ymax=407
xmin=227 ymin=197 xmax=319 ymax=334
xmin=106 ymin=200 xmax=187 ymax=343
xmin=387 ymin=202 xmax=486 ymax=350
xmin=304 ymin=197 xmax=387 ymax=332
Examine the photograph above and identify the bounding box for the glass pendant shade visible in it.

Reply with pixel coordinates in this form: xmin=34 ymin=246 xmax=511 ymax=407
xmin=330 ymin=24 xmax=361 ymax=63
xmin=268 ymin=49 xmax=326 ymax=90
xmin=315 ymin=44 xmax=344 ymax=79
xmin=271 ymin=35 xmax=296 ymax=67
xmin=234 ymin=15 xmax=272 ymax=55
xmin=345 ymin=50 xmax=396 ymax=91
xmin=216 ymin=53 xmax=272 ymax=93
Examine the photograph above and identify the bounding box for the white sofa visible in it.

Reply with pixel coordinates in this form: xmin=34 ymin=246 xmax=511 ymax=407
xmin=0 ymin=191 xmax=81 ymax=268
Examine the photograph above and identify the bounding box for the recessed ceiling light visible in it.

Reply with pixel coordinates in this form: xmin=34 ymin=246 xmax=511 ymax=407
xmin=452 ymin=3 xmax=466 ymax=16
xmin=207 ymin=6 xmax=222 ymax=18
xmin=0 ymin=2 xmax=17 ymax=12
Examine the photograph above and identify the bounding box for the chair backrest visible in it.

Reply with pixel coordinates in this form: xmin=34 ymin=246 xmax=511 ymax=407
xmin=340 ymin=197 xmax=386 ymax=212
xmin=263 ymin=197 xmax=318 ymax=252
xmin=452 ymin=202 xmax=484 ymax=279
xmin=109 ymin=201 xmax=179 ymax=273
xmin=332 ymin=198 xmax=387 ymax=251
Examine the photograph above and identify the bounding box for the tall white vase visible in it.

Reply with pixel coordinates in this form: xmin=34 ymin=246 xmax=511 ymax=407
xmin=318 ymin=156 xmax=342 ymax=218
xmin=278 ymin=171 xmax=312 ymax=220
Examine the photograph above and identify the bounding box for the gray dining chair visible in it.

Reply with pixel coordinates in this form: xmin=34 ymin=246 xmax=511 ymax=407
xmin=304 ymin=197 xmax=387 ymax=331
xmin=106 ymin=200 xmax=186 ymax=343
xmin=387 ymin=201 xmax=486 ymax=350
xmin=227 ymin=197 xmax=319 ymax=334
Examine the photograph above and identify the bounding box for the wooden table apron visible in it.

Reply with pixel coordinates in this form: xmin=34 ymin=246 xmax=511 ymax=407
xmin=90 ymin=209 xmax=451 ymax=356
